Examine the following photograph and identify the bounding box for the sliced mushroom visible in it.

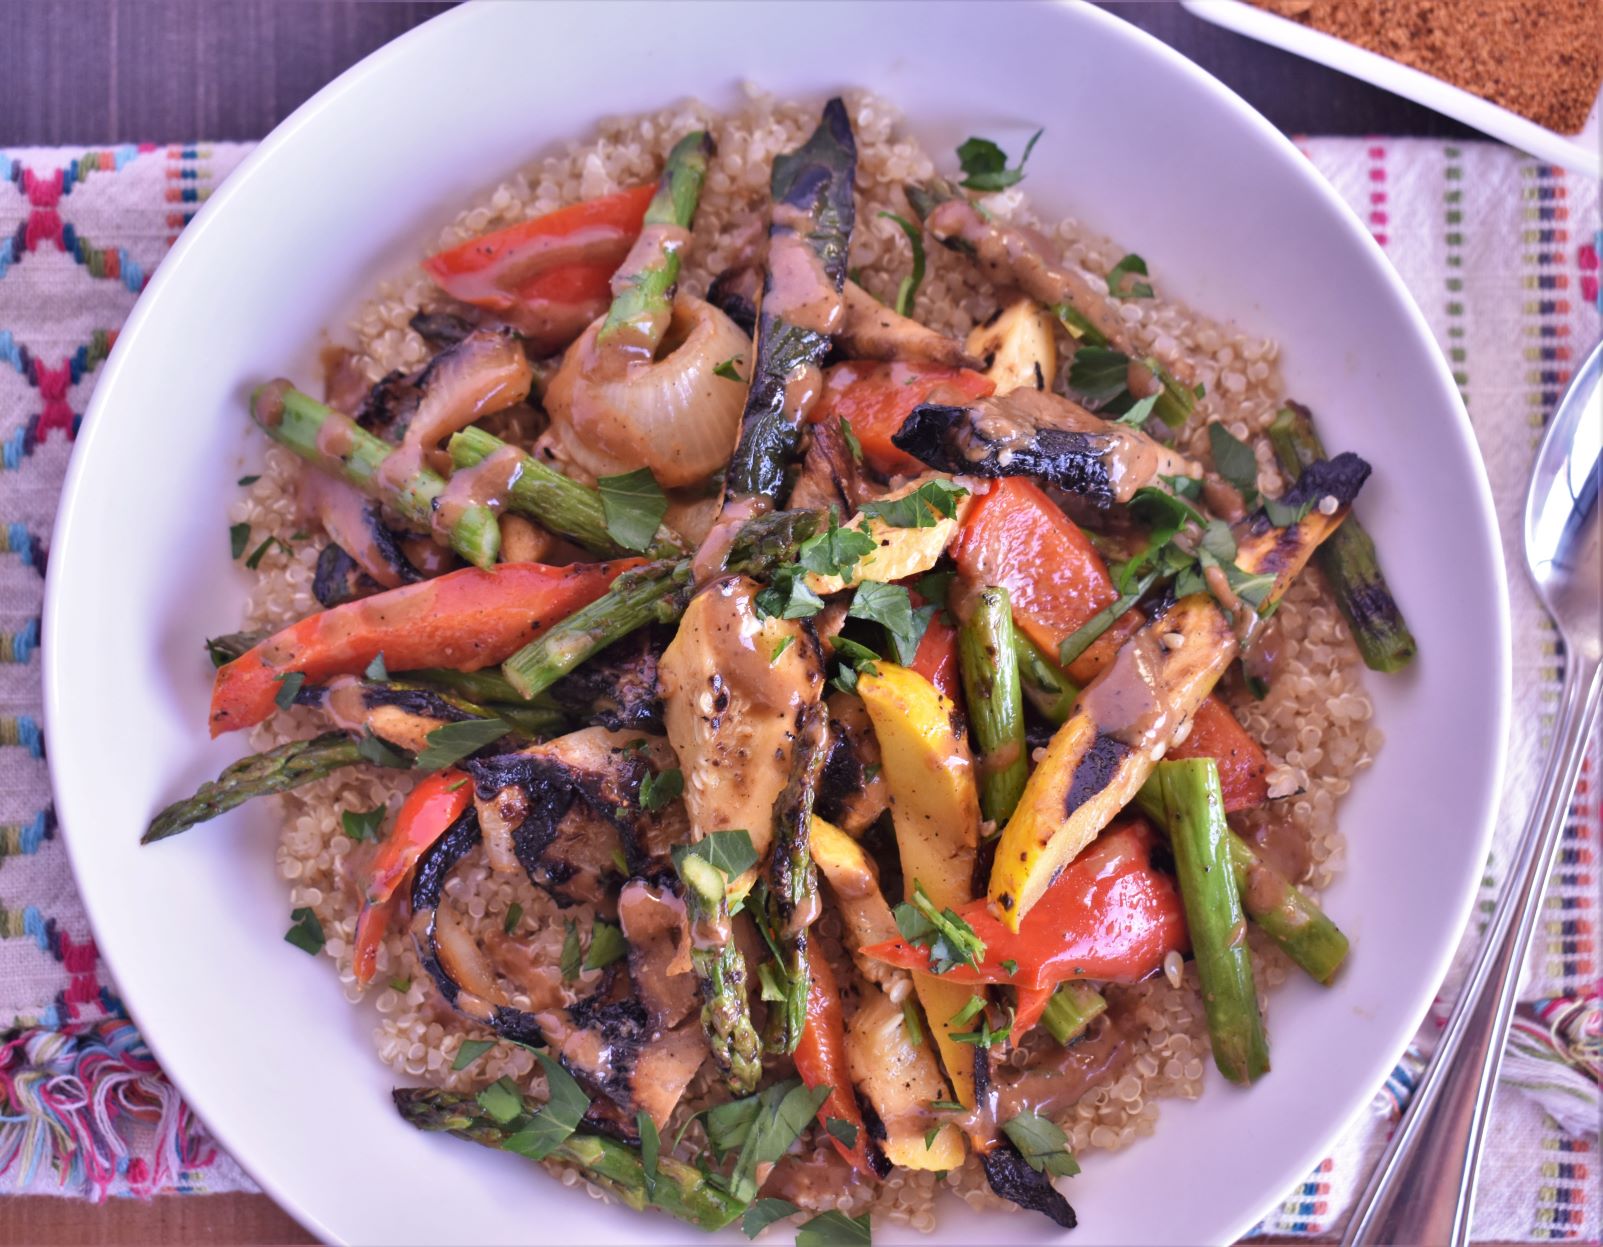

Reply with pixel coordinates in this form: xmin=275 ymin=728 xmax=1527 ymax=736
xmin=617 ymin=879 xmax=698 ymax=1029
xmin=815 ymin=691 xmax=888 ymax=835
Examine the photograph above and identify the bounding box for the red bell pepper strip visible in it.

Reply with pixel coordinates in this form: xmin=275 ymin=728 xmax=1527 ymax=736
xmin=421 ymin=185 xmax=654 ymax=352
xmin=208 ymin=559 xmax=641 ymax=736
xmin=809 ymin=361 xmax=994 ymax=478
xmin=352 ymin=769 xmax=473 ymax=985
xmin=1013 ymin=985 xmax=1056 ymax=1041
xmin=952 ymin=478 xmax=1268 ymax=810
xmin=793 ymin=952 xmax=879 ymax=1177
xmin=861 ymin=820 xmax=1188 ymax=991
xmin=908 ymin=602 xmax=961 ymax=704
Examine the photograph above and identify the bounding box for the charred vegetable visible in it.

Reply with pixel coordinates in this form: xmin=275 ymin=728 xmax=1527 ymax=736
xmin=894 ymin=388 xmax=1199 ymax=507
xmin=675 ymin=849 xmax=763 ymax=1094
xmin=394 ymin=1087 xmax=745 ymax=1231
xmin=1269 ymin=404 xmax=1416 ymax=672
xmin=723 ymin=98 xmax=856 ymax=508
xmin=958 ymin=585 xmax=1029 ymax=824
xmin=1150 ymin=759 xmax=1269 ymax=1084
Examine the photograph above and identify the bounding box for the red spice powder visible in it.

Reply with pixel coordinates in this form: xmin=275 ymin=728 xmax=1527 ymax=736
xmin=1251 ymin=0 xmax=1603 ymax=134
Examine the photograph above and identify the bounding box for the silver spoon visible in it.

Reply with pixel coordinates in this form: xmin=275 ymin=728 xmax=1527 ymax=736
xmin=1341 ymin=336 xmax=1603 ymax=1246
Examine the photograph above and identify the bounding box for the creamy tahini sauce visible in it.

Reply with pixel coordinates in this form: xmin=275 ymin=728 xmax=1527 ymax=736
xmin=299 ymin=470 xmax=405 ymax=589
xmin=596 ymin=222 xmax=694 ymax=368
xmin=763 ymin=203 xmax=844 ymax=336
xmin=431 ymin=443 xmax=524 ymax=541
xmin=1078 ymin=631 xmax=1171 ymax=751
xmin=690 ymin=494 xmax=767 ymax=584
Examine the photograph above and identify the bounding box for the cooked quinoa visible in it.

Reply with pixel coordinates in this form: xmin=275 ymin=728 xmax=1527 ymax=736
xmin=226 ymin=88 xmax=1379 ymax=1231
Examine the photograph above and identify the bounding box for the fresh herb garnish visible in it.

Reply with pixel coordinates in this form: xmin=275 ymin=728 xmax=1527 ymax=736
xmin=723 ymin=1080 xmax=833 ymax=1202
xmin=858 ymin=479 xmax=968 ymax=530
xmin=769 ymin=635 xmax=795 ymax=666
xmin=245 ymin=535 xmax=288 ymax=570
xmin=1066 ymin=345 xmax=1132 ymax=405
xmin=1207 ymin=423 xmax=1259 ymax=505
xmin=902 ymin=998 xmax=925 ymax=1046
xmin=236 ymin=473 xmax=261 ymax=486
xmin=341 ymin=804 xmax=386 ymax=842
xmin=1263 ymin=492 xmax=1314 ymax=528
xmin=829 ymin=635 xmax=882 ymax=695
xmin=356 ymin=729 xmax=410 ymax=768
xmin=389 ymin=976 xmax=411 ymax=994
xmin=503 ymin=902 xmax=524 ymax=935
xmin=893 ymin=881 xmax=987 ymax=974
xmin=714 ymin=356 xmax=745 ymax=382
xmin=283 ymin=906 xmax=325 ymax=956
xmin=452 ymin=1038 xmax=495 ymax=1071
xmin=957 ymin=129 xmax=1043 ymax=192
xmin=796 ymin=1210 xmax=872 ymax=1246
xmin=637 ymin=1110 xmax=661 ymax=1199
xmin=1057 ymin=574 xmax=1155 ymax=667
xmin=1112 ymin=392 xmax=1160 ymax=429
xmin=414 ymin=717 xmax=511 ymax=770
xmin=583 ymin=920 xmax=628 ymax=971
xmin=1000 ymin=959 xmax=1019 ymax=977
xmin=915 ymin=568 xmax=955 ymax=609
xmin=742 ymin=1198 xmax=801 ymax=1239
xmin=639 ymin=767 xmax=684 ymax=813
xmin=878 ymin=211 xmax=927 ymax=316
xmin=863 ymin=763 xmax=882 ymax=783
xmin=229 ymin=522 xmax=251 ymax=560
xmin=797 ymin=509 xmax=877 ymax=578
xmin=924 ymin=1126 xmax=942 ymax=1150
xmin=476 ymin=1077 xmax=524 ymax=1125
xmin=838 ymin=416 xmax=864 ymax=464
xmin=273 ymin=670 xmax=305 ymax=711
xmin=560 ymin=919 xmax=581 ymax=982
xmin=755 ymin=572 xmax=826 ymax=621
xmin=848 ymin=581 xmax=936 ymax=667
xmin=948 ymin=995 xmax=987 ymax=1027
xmin=672 ymin=828 xmax=758 ymax=880
xmin=364 ymin=651 xmax=388 ymax=682
xmin=825 ymin=1116 xmax=860 ymax=1149
xmin=499 ymin=1054 xmax=591 ymax=1161
xmin=951 ymin=1003 xmax=1014 ymax=1048
xmin=1002 ymin=1110 xmax=1082 ymax=1178
xmin=597 ymin=467 xmax=669 ymax=554
xmin=1106 ymin=253 xmax=1154 ymax=299
xmin=929 ymin=1099 xmax=965 ymax=1112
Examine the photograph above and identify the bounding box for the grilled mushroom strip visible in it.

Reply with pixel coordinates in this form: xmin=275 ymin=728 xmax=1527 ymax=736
xmin=894 ymin=387 xmax=1201 ymax=507
xmin=543 ymin=629 xmax=665 ymax=731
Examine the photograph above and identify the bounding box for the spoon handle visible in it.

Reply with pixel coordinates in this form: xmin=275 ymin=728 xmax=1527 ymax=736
xmin=1341 ymin=651 xmax=1603 ymax=1247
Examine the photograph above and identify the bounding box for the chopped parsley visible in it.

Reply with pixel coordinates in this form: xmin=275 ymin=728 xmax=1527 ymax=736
xmin=1207 ymin=422 xmax=1259 ymax=505
xmin=742 ymin=1199 xmax=801 ymax=1239
xmin=892 ymin=881 xmax=986 ymax=975
xmin=878 ymin=211 xmax=926 ymax=316
xmin=901 ymin=998 xmax=925 ymax=1047
xmin=1000 ymin=959 xmax=1019 ymax=977
xmin=597 ymin=467 xmax=669 ymax=553
xmin=364 ymin=651 xmax=389 ymax=682
xmin=1001 ymin=1110 xmax=1082 ymax=1178
xmin=829 ymin=635 xmax=882 ymax=695
xmin=244 ymin=535 xmax=289 ymax=570
xmin=754 ymin=569 xmax=826 ymax=621
xmin=283 ymin=906 xmax=325 ymax=956
xmin=228 ymin=522 xmax=251 ymax=560
xmin=847 ymin=581 xmax=936 ymax=667
xmin=583 ymin=920 xmax=628 ymax=971
xmin=1106 ymin=253 xmax=1155 ymax=299
xmin=413 ymin=717 xmax=511 ymax=770
xmin=356 ymin=729 xmax=410 ymax=768
xmin=236 ymin=473 xmax=261 ymax=487
xmin=1057 ymin=575 xmax=1154 ymax=667
xmin=951 ymin=1003 xmax=1014 ymax=1048
xmin=925 ymin=1126 xmax=942 ymax=1150
xmin=769 ymin=635 xmax=795 ymax=665
xmin=838 ymin=416 xmax=864 ymax=464
xmin=1112 ymin=392 xmax=1160 ymax=429
xmin=796 ymin=1210 xmax=872 ymax=1246
xmin=797 ymin=510 xmax=877 ymax=578
xmin=714 ymin=356 xmax=744 ymax=382
xmin=503 ymin=902 xmax=524 ymax=935
xmin=858 ymin=479 xmax=968 ymax=529
xmin=825 ymin=1116 xmax=860 ymax=1149
xmin=499 ymin=1054 xmax=592 ymax=1161
xmin=956 ymin=129 xmax=1043 ymax=192
xmin=672 ymin=828 xmax=758 ymax=880
xmin=341 ymin=804 xmax=386 ymax=842
xmin=1065 ymin=345 xmax=1132 ymax=405
xmin=639 ymin=767 xmax=684 ymax=812
xmin=272 ymin=670 xmax=305 ymax=711
xmin=475 ymin=1077 xmax=524 ymax=1125
xmin=388 ymin=976 xmax=411 ymax=994
xmin=722 ymin=1080 xmax=832 ymax=1203
xmin=560 ymin=919 xmax=582 ymax=982
xmin=452 ymin=1038 xmax=495 ymax=1071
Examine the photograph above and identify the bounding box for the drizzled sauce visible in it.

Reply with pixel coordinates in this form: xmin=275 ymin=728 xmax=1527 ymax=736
xmin=1078 ymin=631 xmax=1171 ymax=751
xmin=594 ymin=222 xmax=693 ymax=369
xmin=763 ymin=203 xmax=845 ymax=336
xmin=431 ymin=443 xmax=524 ymax=541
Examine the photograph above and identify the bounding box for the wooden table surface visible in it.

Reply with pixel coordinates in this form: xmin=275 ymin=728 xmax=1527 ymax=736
xmin=2 ymin=2 xmax=1478 ymax=1243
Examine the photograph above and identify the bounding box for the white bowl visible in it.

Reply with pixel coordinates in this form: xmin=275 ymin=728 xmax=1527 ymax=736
xmin=43 ymin=2 xmax=1510 ymax=1243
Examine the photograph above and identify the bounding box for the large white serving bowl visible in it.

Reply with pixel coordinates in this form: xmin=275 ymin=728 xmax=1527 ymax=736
xmin=43 ymin=2 xmax=1509 ymax=1243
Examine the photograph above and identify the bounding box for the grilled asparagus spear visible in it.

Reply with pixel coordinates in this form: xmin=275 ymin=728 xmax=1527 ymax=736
xmin=675 ymin=854 xmax=763 ymax=1094
xmin=595 ymin=130 xmax=715 ymax=359
xmin=500 ymin=509 xmax=819 ymax=699
xmin=1268 ymin=404 xmax=1416 ymax=673
xmin=249 ymin=381 xmax=500 ymax=568
xmin=763 ymin=700 xmax=830 ymax=1054
xmin=1150 ymin=758 xmax=1270 ymax=1085
xmin=958 ymin=586 xmax=1029 ymax=824
xmin=393 ymin=1087 xmax=745 ymax=1231
xmin=1040 ymin=982 xmax=1108 ymax=1046
xmin=723 ymin=98 xmax=856 ymax=507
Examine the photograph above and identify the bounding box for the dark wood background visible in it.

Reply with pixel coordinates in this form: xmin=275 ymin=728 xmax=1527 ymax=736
xmin=1 ymin=1 xmax=1474 ymax=1242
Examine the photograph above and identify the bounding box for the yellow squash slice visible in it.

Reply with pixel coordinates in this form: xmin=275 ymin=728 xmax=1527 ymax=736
xmin=804 ymin=476 xmax=974 ymax=597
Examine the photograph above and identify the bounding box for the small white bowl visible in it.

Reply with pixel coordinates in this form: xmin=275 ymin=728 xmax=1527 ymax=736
xmin=1183 ymin=0 xmax=1602 ymax=178
xmin=44 ymin=2 xmax=1510 ymax=1243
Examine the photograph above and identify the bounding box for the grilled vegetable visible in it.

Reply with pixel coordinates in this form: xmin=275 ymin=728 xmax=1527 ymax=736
xmin=500 ymin=508 xmax=819 ymax=701
xmin=803 ymin=475 xmax=974 ymax=596
xmin=1269 ymin=403 xmax=1416 ymax=672
xmin=420 ymin=183 xmax=655 ymax=352
xmin=809 ymin=359 xmax=994 ymax=478
xmin=674 ymin=852 xmax=762 ymax=1093
xmin=616 ymin=879 xmax=700 ymax=1029
xmin=544 ymin=629 xmax=664 ymax=732
xmin=837 ymin=279 xmax=980 ymax=369
xmin=763 ymin=700 xmax=830 ymax=1054
xmin=795 ymin=952 xmax=886 ymax=1177
xmin=815 ymin=693 xmax=890 ymax=836
xmin=142 ymin=732 xmax=390 ymax=844
xmin=845 ymin=982 xmax=966 ymax=1169
xmin=810 ymin=816 xmax=903 ymax=993
xmin=448 ymin=425 xmax=685 ymax=559
xmin=595 ymin=131 xmax=714 ymax=361
xmin=723 ymin=98 xmax=857 ymax=507
xmin=249 ymin=381 xmax=503 ymax=568
xmin=989 ymin=468 xmax=1368 ymax=928
xmin=908 ymin=607 xmax=962 ymax=704
xmin=1150 ymin=758 xmax=1269 ymax=1084
xmin=208 ymin=560 xmax=637 ymax=736
xmin=958 ymin=586 xmax=1029 ymax=825
xmin=856 ymin=662 xmax=981 ymax=1108
xmin=863 ymin=821 xmax=1186 ymax=989
xmin=394 ymin=1088 xmax=745 ymax=1231
xmin=1039 ymin=982 xmax=1108 ymax=1047
xmin=893 ymin=388 xmax=1199 ymax=507
xmin=965 ymin=297 xmax=1057 ymax=396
